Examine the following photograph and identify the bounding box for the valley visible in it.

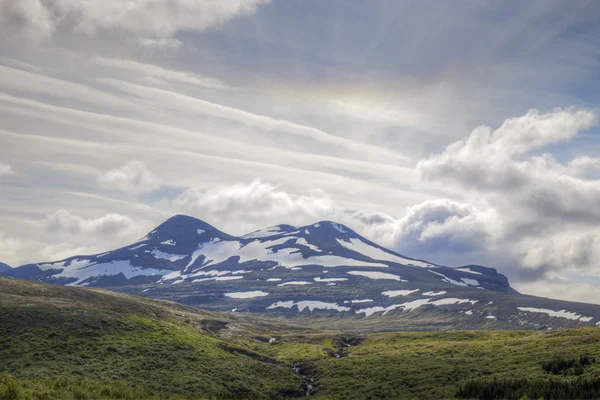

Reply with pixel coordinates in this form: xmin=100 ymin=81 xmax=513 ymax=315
xmin=1 ymin=277 xmax=600 ymax=399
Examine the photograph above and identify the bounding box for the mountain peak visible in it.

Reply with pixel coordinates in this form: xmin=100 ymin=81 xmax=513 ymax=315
xmin=146 ymin=215 xmax=233 ymax=242
xmin=306 ymin=221 xmax=356 ymax=236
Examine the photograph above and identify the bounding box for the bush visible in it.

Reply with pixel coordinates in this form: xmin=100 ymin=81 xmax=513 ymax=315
xmin=541 ymin=355 xmax=596 ymax=376
xmin=0 ymin=377 xmax=26 ymax=400
xmin=457 ymin=377 xmax=600 ymax=400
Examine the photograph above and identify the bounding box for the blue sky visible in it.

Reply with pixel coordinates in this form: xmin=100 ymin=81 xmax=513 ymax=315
xmin=1 ymin=0 xmax=600 ymax=303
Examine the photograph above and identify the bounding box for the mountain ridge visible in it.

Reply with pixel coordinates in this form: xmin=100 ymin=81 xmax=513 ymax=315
xmin=5 ymin=214 xmax=600 ymax=332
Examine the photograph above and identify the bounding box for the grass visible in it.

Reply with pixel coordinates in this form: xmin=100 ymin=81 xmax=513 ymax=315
xmin=1 ymin=278 xmax=600 ymax=399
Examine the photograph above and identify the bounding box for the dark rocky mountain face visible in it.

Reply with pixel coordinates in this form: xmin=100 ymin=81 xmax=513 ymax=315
xmin=0 ymin=262 xmax=11 ymax=273
xmin=3 ymin=214 xmax=600 ymax=331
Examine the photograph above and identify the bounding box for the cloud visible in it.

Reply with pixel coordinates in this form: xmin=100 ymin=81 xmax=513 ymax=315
xmin=416 ymin=107 xmax=600 ymax=276
xmin=40 ymin=210 xmax=140 ymax=238
xmin=513 ymin=275 xmax=600 ymax=306
xmin=173 ymin=180 xmax=494 ymax=267
xmin=174 ymin=180 xmax=336 ymax=233
xmin=0 ymin=232 xmax=22 ymax=265
xmin=92 ymin=57 xmax=229 ymax=89
xmin=98 ymin=161 xmax=160 ymax=194
xmin=0 ymin=163 xmax=14 ymax=176
xmin=136 ymin=37 xmax=182 ymax=51
xmin=418 ymin=108 xmax=597 ymax=191
xmin=39 ymin=242 xmax=99 ymax=261
xmin=519 ymin=233 xmax=600 ymax=272
xmin=0 ymin=0 xmax=56 ymax=44
xmin=0 ymin=0 xmax=271 ymax=44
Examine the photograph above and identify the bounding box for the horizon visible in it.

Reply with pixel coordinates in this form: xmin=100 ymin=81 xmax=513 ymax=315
xmin=2 ymin=0 xmax=600 ymax=305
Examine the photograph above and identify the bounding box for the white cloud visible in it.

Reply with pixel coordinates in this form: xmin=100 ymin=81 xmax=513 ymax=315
xmin=513 ymin=275 xmax=600 ymax=306
xmin=0 ymin=232 xmax=22 ymax=265
xmin=0 ymin=0 xmax=271 ymax=44
xmin=519 ymin=233 xmax=600 ymax=272
xmin=39 ymin=242 xmax=99 ymax=261
xmin=92 ymin=57 xmax=229 ymax=89
xmin=40 ymin=210 xmax=140 ymax=238
xmin=173 ymin=180 xmax=494 ymax=268
xmin=0 ymin=163 xmax=14 ymax=176
xmin=137 ymin=37 xmax=183 ymax=51
xmin=98 ymin=161 xmax=160 ymax=194
xmin=416 ymin=107 xmax=600 ymax=276
xmin=418 ymin=108 xmax=597 ymax=191
xmin=174 ymin=180 xmax=336 ymax=233
xmin=0 ymin=0 xmax=56 ymax=44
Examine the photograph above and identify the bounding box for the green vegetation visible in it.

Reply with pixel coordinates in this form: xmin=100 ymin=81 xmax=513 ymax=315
xmin=456 ymin=377 xmax=600 ymax=399
xmin=2 ymin=278 xmax=600 ymax=399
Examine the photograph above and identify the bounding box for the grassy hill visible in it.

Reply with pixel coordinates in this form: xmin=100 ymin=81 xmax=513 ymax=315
xmin=1 ymin=277 xmax=600 ymax=399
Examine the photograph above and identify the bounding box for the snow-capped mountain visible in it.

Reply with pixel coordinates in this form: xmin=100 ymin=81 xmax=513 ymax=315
xmin=4 ymin=215 xmax=600 ymax=331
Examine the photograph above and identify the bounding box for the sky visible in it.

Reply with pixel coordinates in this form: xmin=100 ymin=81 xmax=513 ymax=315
xmin=1 ymin=0 xmax=600 ymax=303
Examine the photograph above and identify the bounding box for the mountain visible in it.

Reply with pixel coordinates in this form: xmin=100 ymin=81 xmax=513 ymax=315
xmin=4 ymin=214 xmax=600 ymax=331
xmin=0 ymin=262 xmax=10 ymax=272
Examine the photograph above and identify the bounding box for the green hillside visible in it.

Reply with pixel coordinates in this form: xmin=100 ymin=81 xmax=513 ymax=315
xmin=1 ymin=277 xmax=600 ymax=399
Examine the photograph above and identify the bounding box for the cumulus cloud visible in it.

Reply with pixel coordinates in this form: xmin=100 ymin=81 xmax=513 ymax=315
xmin=418 ymin=108 xmax=597 ymax=191
xmin=174 ymin=180 xmax=336 ymax=233
xmin=173 ymin=180 xmax=494 ymax=267
xmin=40 ymin=210 xmax=140 ymax=238
xmin=0 ymin=0 xmax=271 ymax=44
xmin=0 ymin=163 xmax=14 ymax=176
xmin=98 ymin=160 xmax=160 ymax=194
xmin=417 ymin=107 xmax=600 ymax=275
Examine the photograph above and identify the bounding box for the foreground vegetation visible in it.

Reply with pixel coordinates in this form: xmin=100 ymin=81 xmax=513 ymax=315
xmin=1 ymin=278 xmax=600 ymax=399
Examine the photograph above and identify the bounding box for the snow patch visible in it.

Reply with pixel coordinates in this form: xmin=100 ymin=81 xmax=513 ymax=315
xmin=151 ymin=250 xmax=186 ymax=261
xmin=455 ymin=267 xmax=482 ymax=275
xmin=347 ymin=271 xmax=404 ymax=281
xmin=382 ymin=289 xmax=419 ymax=297
xmin=278 ymin=281 xmax=312 ymax=286
xmin=429 ymin=270 xmax=468 ymax=287
xmin=336 ymin=238 xmax=435 ymax=268
xmin=461 ymin=278 xmax=480 ymax=286
xmin=422 ymin=291 xmax=446 ymax=296
xmin=55 ymin=260 xmax=172 ymax=286
xmin=296 ymin=237 xmax=320 ymax=252
xmin=517 ymin=307 xmax=591 ymax=322
xmin=357 ymin=297 xmax=478 ymax=317
xmin=314 ymin=277 xmax=348 ymax=282
xmin=343 ymin=299 xmax=374 ymax=304
xmin=267 ymin=300 xmax=349 ymax=312
xmin=216 ymin=276 xmax=243 ymax=281
xmin=266 ymin=278 xmax=282 ymax=282
xmin=225 ymin=291 xmax=269 ymax=299
xmin=332 ymin=223 xmax=347 ymax=234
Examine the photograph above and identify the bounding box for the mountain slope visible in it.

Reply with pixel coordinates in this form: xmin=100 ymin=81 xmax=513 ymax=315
xmin=2 ymin=278 xmax=600 ymax=400
xmin=4 ymin=215 xmax=600 ymax=331
xmin=0 ymin=262 xmax=10 ymax=272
